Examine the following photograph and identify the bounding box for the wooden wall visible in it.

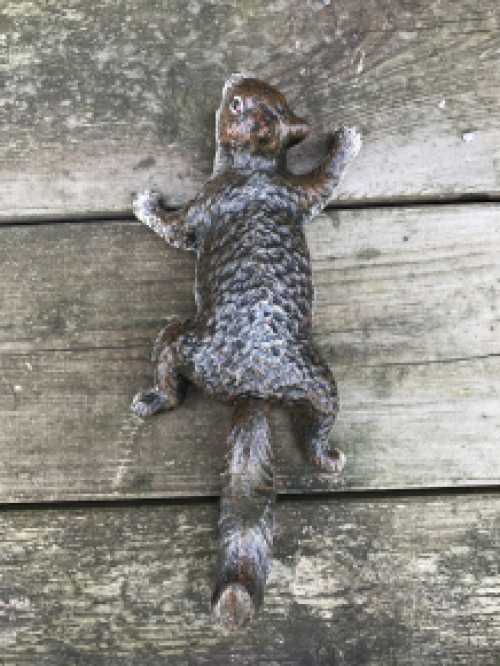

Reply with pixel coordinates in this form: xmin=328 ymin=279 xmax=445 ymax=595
xmin=1 ymin=0 xmax=499 ymax=662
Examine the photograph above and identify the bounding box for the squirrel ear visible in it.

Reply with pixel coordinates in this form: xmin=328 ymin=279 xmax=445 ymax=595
xmin=222 ymin=71 xmax=254 ymax=101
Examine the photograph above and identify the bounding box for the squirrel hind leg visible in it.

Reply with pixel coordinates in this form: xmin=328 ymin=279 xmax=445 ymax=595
xmin=132 ymin=320 xmax=194 ymax=418
xmin=286 ymin=346 xmax=345 ymax=474
xmin=291 ymin=404 xmax=345 ymax=474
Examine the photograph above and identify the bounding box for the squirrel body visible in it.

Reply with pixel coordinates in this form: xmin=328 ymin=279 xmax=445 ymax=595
xmin=132 ymin=74 xmax=361 ymax=630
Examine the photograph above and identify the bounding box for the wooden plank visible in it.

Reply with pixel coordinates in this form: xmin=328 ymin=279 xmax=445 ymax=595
xmin=0 ymin=205 xmax=499 ymax=500
xmin=1 ymin=205 xmax=499 ymax=361
xmin=1 ymin=348 xmax=499 ymax=501
xmin=309 ymin=204 xmax=500 ymax=364
xmin=0 ymin=221 xmax=195 ymax=354
xmin=1 ymin=1 xmax=500 ymax=219
xmin=0 ymin=495 xmax=498 ymax=663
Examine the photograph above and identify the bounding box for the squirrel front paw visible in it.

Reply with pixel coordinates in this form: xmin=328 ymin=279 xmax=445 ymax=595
xmin=133 ymin=189 xmax=163 ymax=224
xmin=336 ymin=127 xmax=362 ymax=160
xmin=336 ymin=126 xmax=362 ymax=160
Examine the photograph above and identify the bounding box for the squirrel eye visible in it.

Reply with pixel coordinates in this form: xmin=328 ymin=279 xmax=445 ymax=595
xmin=229 ymin=96 xmax=244 ymax=115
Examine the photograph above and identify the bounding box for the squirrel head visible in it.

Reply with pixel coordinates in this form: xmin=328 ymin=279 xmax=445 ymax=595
xmin=214 ymin=73 xmax=309 ymax=172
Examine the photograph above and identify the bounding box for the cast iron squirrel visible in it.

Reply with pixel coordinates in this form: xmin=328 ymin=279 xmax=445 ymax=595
xmin=132 ymin=73 xmax=361 ymax=631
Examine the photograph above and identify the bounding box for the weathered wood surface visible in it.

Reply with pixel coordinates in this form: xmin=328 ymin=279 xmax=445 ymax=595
xmin=1 ymin=1 xmax=499 ymax=661
xmin=1 ymin=0 xmax=500 ymax=219
xmin=0 ymin=495 xmax=498 ymax=664
xmin=2 ymin=348 xmax=499 ymax=501
xmin=2 ymin=205 xmax=499 ymax=361
xmin=1 ymin=205 xmax=499 ymax=501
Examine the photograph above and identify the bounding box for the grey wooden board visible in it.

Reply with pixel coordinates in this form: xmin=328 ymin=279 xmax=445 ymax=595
xmin=1 ymin=0 xmax=500 ymax=219
xmin=1 ymin=205 xmax=499 ymax=360
xmin=1 ymin=348 xmax=500 ymax=501
xmin=0 ymin=495 xmax=498 ymax=664
xmin=0 ymin=205 xmax=499 ymax=501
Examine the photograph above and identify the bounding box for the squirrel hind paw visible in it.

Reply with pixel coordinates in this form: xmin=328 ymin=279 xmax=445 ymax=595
xmin=212 ymin=583 xmax=255 ymax=632
xmin=131 ymin=388 xmax=168 ymax=418
xmin=307 ymin=445 xmax=346 ymax=474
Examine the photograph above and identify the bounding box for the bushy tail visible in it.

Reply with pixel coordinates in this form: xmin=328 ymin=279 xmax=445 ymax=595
xmin=211 ymin=399 xmax=275 ymax=631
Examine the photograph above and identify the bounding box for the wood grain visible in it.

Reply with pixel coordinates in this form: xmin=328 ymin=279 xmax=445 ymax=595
xmin=0 ymin=495 xmax=498 ymax=663
xmin=2 ymin=2 xmax=499 ymax=659
xmin=1 ymin=206 xmax=498 ymax=361
xmin=0 ymin=205 xmax=499 ymax=500
xmin=1 ymin=0 xmax=500 ymax=219
xmin=1 ymin=348 xmax=499 ymax=501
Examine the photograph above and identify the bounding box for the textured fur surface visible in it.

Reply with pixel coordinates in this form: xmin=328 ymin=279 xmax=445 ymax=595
xmin=132 ymin=75 xmax=361 ymax=629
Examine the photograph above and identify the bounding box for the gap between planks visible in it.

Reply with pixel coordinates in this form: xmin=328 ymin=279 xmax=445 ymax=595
xmin=1 ymin=192 xmax=500 ymax=227
xmin=1 ymin=485 xmax=499 ymax=516
xmin=3 ymin=342 xmax=500 ymax=368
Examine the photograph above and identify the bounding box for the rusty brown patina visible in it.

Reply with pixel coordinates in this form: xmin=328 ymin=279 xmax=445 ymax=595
xmin=132 ymin=74 xmax=361 ymax=631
